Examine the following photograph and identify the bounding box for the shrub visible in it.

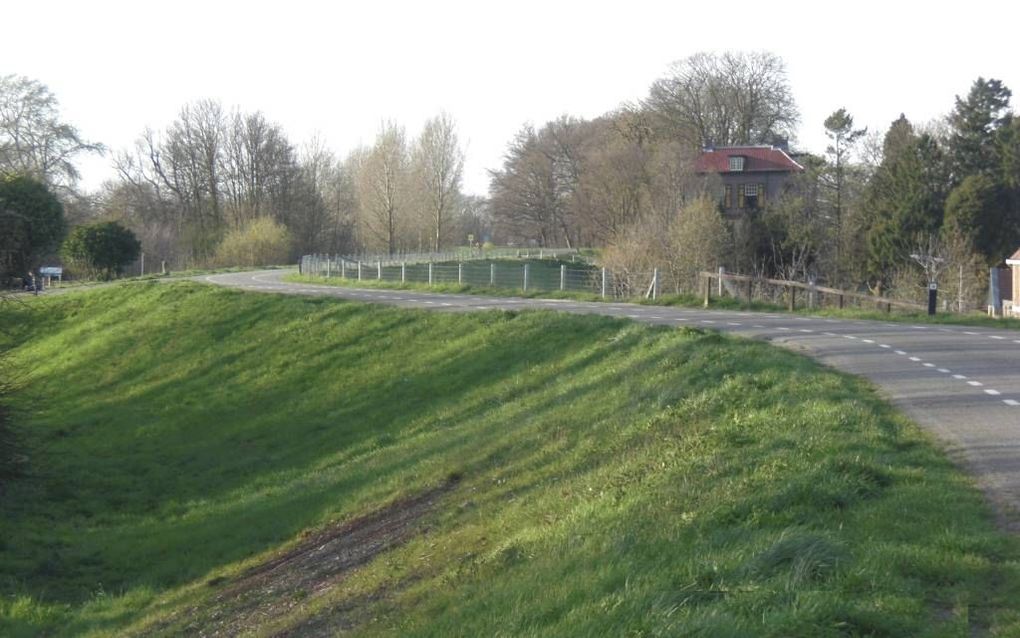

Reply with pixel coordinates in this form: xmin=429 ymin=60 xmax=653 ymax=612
xmin=61 ymin=221 xmax=141 ymax=280
xmin=213 ymin=217 xmax=292 ymax=268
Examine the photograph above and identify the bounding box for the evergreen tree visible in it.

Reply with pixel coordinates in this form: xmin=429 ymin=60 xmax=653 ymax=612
xmin=0 ymin=174 xmax=65 ymax=284
xmin=944 ymin=174 xmax=1017 ymax=265
xmin=823 ymin=109 xmax=867 ymax=232
xmin=948 ymin=78 xmax=1012 ymax=182
xmin=863 ymin=116 xmax=948 ymax=288
xmin=823 ymin=108 xmax=867 ymax=277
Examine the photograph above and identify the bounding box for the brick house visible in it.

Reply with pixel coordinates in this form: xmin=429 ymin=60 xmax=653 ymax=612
xmin=694 ymin=146 xmax=804 ymax=216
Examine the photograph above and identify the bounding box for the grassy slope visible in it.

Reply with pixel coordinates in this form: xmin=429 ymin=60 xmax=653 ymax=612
xmin=0 ymin=283 xmax=1018 ymax=636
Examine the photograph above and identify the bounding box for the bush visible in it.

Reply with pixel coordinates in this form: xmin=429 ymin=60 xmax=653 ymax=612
xmin=0 ymin=175 xmax=65 ymax=285
xmin=213 ymin=217 xmax=291 ymax=268
xmin=61 ymin=221 xmax=141 ymax=280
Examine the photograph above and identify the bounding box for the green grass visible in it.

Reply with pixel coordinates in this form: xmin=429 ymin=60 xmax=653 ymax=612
xmin=1 ymin=282 xmax=1020 ymax=636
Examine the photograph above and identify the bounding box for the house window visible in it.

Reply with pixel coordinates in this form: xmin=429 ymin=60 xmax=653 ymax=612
xmin=729 ymin=156 xmax=745 ymax=172
xmin=723 ymin=185 xmax=732 ymax=208
xmin=741 ymin=183 xmax=765 ymax=209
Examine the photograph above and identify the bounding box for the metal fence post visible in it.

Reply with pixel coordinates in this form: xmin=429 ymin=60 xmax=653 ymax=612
xmin=377 ymin=260 xmax=382 ymax=280
xmin=458 ymin=262 xmax=463 ymax=285
xmin=341 ymin=259 xmax=346 ymax=279
xmin=490 ymin=263 xmax=495 ymax=286
xmin=358 ymin=261 xmax=362 ymax=281
xmin=326 ymin=256 xmax=331 ymax=278
xmin=523 ymin=263 xmax=529 ymax=292
xmin=652 ymin=267 xmax=659 ymax=300
xmin=560 ymin=264 xmax=566 ymax=291
xmin=428 ymin=262 xmax=433 ymax=286
xmin=717 ymin=266 xmax=725 ymax=296
xmin=401 ymin=262 xmax=406 ymax=283
xmin=601 ymin=267 xmax=607 ymax=299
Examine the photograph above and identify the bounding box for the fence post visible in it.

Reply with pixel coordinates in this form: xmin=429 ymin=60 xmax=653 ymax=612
xmin=377 ymin=261 xmax=382 ymax=280
xmin=838 ymin=293 xmax=845 ymax=309
xmin=401 ymin=262 xmax=406 ymax=283
xmin=652 ymin=267 xmax=659 ymax=300
xmin=458 ymin=262 xmax=463 ymax=285
xmin=560 ymin=264 xmax=566 ymax=291
xmin=703 ymin=274 xmax=711 ymax=307
xmin=523 ymin=263 xmax=529 ymax=292
xmin=357 ymin=261 xmax=362 ymax=281
xmin=341 ymin=259 xmax=346 ymax=279
xmin=490 ymin=263 xmax=495 ymax=286
xmin=788 ymin=285 xmax=796 ymax=311
xmin=428 ymin=262 xmax=434 ymax=286
xmin=540 ymin=249 xmax=544 ymax=259
xmin=717 ymin=266 xmax=725 ymax=296
xmin=746 ymin=278 xmax=753 ymax=305
xmin=326 ymin=256 xmax=331 ymax=278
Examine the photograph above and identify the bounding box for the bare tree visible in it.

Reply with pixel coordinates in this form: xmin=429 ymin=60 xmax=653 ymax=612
xmin=356 ymin=123 xmax=409 ymax=255
xmin=0 ymin=74 xmax=104 ymax=194
xmin=412 ymin=113 xmax=464 ymax=251
xmin=665 ymin=196 xmax=730 ymax=292
xmin=643 ymin=51 xmax=799 ymax=149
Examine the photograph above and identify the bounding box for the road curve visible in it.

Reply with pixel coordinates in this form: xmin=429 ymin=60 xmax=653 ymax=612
xmin=204 ymin=269 xmax=1020 ymax=527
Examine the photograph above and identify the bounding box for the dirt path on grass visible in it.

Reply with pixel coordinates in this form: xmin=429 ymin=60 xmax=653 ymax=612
xmin=141 ymin=479 xmax=458 ymax=637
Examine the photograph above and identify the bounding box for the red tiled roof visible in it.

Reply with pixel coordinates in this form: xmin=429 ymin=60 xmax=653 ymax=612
xmin=695 ymin=146 xmax=804 ymax=173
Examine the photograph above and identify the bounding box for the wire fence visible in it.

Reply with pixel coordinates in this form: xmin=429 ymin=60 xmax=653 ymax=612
xmin=329 ymin=247 xmax=582 ymax=266
xmin=299 ymin=252 xmax=672 ymax=299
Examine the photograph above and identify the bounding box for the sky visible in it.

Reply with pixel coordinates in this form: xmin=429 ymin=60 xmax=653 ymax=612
xmin=3 ymin=0 xmax=1019 ymax=196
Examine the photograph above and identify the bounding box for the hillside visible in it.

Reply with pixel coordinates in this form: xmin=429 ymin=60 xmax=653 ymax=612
xmin=1 ymin=282 xmax=1019 ymax=636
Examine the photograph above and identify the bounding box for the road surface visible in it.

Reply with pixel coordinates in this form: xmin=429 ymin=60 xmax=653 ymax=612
xmin=204 ymin=269 xmax=1020 ymax=528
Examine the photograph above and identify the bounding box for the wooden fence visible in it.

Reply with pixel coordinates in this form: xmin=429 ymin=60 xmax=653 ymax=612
xmin=699 ymin=271 xmax=926 ymax=313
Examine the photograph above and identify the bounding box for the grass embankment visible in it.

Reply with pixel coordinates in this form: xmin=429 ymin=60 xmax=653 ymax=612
xmin=1 ymin=283 xmax=1020 ymax=636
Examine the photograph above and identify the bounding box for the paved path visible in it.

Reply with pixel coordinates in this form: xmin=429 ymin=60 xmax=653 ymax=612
xmin=204 ymin=269 xmax=1020 ymax=527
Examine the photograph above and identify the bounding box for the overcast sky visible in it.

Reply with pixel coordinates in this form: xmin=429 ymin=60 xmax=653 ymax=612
xmin=4 ymin=0 xmax=1018 ymax=195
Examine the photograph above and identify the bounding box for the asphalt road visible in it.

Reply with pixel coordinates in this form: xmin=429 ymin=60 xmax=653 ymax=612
xmin=204 ymin=269 xmax=1020 ymax=527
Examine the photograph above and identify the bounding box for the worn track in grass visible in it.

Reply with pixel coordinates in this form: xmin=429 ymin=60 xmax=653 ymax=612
xmin=140 ymin=479 xmax=458 ymax=637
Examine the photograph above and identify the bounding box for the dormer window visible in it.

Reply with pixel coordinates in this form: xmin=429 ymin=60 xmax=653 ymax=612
xmin=729 ymin=156 xmax=745 ymax=172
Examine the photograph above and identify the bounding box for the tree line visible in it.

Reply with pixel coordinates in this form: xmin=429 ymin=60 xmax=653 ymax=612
xmin=3 ymin=54 xmax=1019 ymax=308
xmin=1 ymin=75 xmax=481 ymax=280
xmin=488 ymin=52 xmax=1020 ymax=307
